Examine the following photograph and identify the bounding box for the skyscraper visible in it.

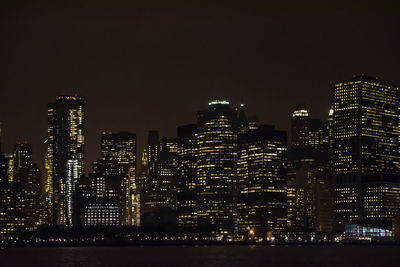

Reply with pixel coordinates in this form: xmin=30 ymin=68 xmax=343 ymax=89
xmin=141 ymin=136 xmax=178 ymax=227
xmin=136 ymin=148 xmax=149 ymax=193
xmin=13 ymin=142 xmax=47 ymax=230
xmin=196 ymin=100 xmax=238 ymax=236
xmin=177 ymin=124 xmax=198 ymax=233
xmin=45 ymin=95 xmax=84 ymax=227
xmin=95 ymin=131 xmax=137 ymax=225
xmin=0 ymin=151 xmax=24 ymax=240
xmin=237 ymin=125 xmax=287 ymax=237
xmin=291 ymin=105 xmax=309 ymax=150
xmin=332 ymin=75 xmax=400 ymax=229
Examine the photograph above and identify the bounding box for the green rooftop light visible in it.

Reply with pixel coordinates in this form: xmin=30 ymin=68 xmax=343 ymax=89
xmin=208 ymin=100 xmax=230 ymax=106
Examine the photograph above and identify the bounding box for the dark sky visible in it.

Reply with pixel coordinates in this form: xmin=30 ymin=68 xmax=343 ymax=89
xmin=1 ymin=2 xmax=399 ymax=172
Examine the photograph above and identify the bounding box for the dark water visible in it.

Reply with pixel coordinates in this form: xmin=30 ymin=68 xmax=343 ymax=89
xmin=0 ymin=245 xmax=399 ymax=267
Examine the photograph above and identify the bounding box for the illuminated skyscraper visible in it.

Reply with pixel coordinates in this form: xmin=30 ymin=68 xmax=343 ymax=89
xmin=136 ymin=149 xmax=149 ymax=193
xmin=196 ymin=100 xmax=238 ymax=236
xmin=45 ymin=95 xmax=84 ymax=227
xmin=237 ymin=125 xmax=287 ymax=236
xmin=332 ymin=75 xmax=400 ymax=229
xmin=0 ymin=152 xmax=24 ymax=240
xmin=94 ymin=131 xmax=137 ymax=226
xmin=147 ymin=130 xmax=160 ymax=192
xmin=237 ymin=104 xmax=248 ymax=134
xmin=13 ymin=142 xmax=47 ymax=230
xmin=177 ymin=124 xmax=198 ymax=233
xmin=291 ymin=105 xmax=309 ymax=149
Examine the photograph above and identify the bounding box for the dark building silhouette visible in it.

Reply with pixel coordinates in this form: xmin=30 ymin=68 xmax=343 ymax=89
xmin=177 ymin=124 xmax=198 ymax=234
xmin=332 ymin=75 xmax=400 ymax=230
xmin=141 ymin=133 xmax=178 ymax=228
xmin=45 ymin=95 xmax=85 ymax=227
xmin=291 ymin=105 xmax=310 ymax=150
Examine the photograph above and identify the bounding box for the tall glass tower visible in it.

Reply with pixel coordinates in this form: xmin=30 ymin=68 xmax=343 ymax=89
xmin=45 ymin=95 xmax=84 ymax=227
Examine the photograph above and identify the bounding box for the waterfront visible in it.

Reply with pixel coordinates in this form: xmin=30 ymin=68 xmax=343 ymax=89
xmin=0 ymin=245 xmax=399 ymax=266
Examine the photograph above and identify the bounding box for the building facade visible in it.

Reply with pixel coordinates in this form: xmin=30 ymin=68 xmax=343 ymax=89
xmin=45 ymin=95 xmax=84 ymax=227
xmin=332 ymin=75 xmax=400 ymax=229
xmin=196 ymin=100 xmax=238 ymax=236
xmin=237 ymin=125 xmax=287 ymax=237
xmin=177 ymin=124 xmax=198 ymax=234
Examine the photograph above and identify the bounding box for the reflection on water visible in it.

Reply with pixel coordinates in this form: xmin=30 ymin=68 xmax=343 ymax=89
xmin=0 ymin=245 xmax=398 ymax=267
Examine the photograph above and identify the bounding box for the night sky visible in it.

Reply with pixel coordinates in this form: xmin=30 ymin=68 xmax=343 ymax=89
xmin=1 ymin=2 xmax=399 ymax=172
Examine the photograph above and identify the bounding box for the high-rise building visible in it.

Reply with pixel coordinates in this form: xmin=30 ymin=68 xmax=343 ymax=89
xmin=177 ymin=124 xmax=198 ymax=233
xmin=237 ymin=125 xmax=287 ymax=237
xmin=308 ymin=119 xmax=329 ymax=153
xmin=147 ymin=130 xmax=160 ymax=191
xmin=141 ymin=136 xmax=178 ymax=227
xmin=237 ymin=104 xmax=248 ymax=134
xmin=45 ymin=95 xmax=84 ymax=227
xmin=136 ymin=149 xmax=149 ymax=193
xmin=94 ymin=131 xmax=137 ymax=226
xmin=196 ymin=100 xmax=238 ymax=236
xmin=0 ymin=153 xmax=24 ymax=240
xmin=291 ymin=105 xmax=309 ymax=149
xmin=13 ymin=142 xmax=47 ymax=230
xmin=332 ymin=75 xmax=400 ymax=229
xmin=286 ymin=154 xmax=333 ymax=234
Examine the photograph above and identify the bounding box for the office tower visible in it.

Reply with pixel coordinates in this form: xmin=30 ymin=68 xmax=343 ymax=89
xmin=196 ymin=100 xmax=238 ymax=236
xmin=291 ymin=105 xmax=309 ymax=149
xmin=147 ymin=130 xmax=160 ymax=191
xmin=238 ymin=104 xmax=248 ymax=134
xmin=308 ymin=119 xmax=329 ymax=153
xmin=136 ymin=149 xmax=149 ymax=193
xmin=332 ymin=75 xmax=400 ymax=229
xmin=237 ymin=125 xmax=287 ymax=237
xmin=0 ymin=153 xmax=24 ymax=240
xmin=158 ymin=138 xmax=178 ymax=211
xmin=13 ymin=142 xmax=47 ymax=230
xmin=177 ymin=124 xmax=198 ymax=233
xmin=45 ymin=95 xmax=84 ymax=227
xmin=141 ymin=136 xmax=178 ymax=227
xmin=288 ymin=104 xmax=333 ymax=235
xmin=94 ymin=131 xmax=137 ymax=226
xmin=328 ymin=107 xmax=334 ymax=152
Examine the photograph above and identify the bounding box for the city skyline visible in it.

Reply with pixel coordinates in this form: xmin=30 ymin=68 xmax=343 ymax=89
xmin=1 ymin=74 xmax=400 ymax=242
xmin=2 ymin=3 xmax=400 ymax=266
